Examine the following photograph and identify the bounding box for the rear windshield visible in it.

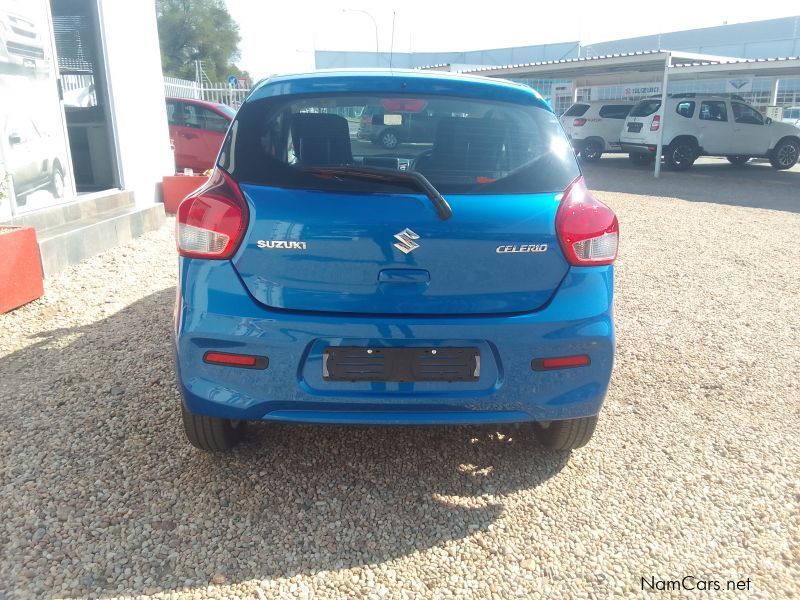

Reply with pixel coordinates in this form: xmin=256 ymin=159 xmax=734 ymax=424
xmin=221 ymin=93 xmax=579 ymax=195
xmin=563 ymin=103 xmax=590 ymax=117
xmin=630 ymin=100 xmax=661 ymax=117
xmin=598 ymin=104 xmax=633 ymax=119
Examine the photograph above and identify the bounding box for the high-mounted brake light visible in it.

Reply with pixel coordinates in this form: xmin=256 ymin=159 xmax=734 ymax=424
xmin=176 ymin=169 xmax=248 ymax=259
xmin=573 ymin=118 xmax=587 ymax=127
xmin=650 ymin=115 xmax=661 ymax=131
xmin=555 ymin=177 xmax=618 ymax=266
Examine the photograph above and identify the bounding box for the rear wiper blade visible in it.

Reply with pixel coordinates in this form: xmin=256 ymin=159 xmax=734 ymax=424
xmin=301 ymin=165 xmax=452 ymax=221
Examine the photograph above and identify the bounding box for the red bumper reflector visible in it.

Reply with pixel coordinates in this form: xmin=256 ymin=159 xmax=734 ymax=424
xmin=532 ymin=355 xmax=590 ymax=371
xmin=203 ymin=351 xmax=268 ymax=369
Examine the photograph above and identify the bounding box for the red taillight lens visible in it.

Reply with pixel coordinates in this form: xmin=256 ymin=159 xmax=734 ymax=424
xmin=555 ymin=177 xmax=618 ymax=266
xmin=532 ymin=355 xmax=590 ymax=371
xmin=650 ymin=115 xmax=661 ymax=131
xmin=573 ymin=118 xmax=587 ymax=127
xmin=176 ymin=169 xmax=248 ymax=259
xmin=203 ymin=351 xmax=268 ymax=369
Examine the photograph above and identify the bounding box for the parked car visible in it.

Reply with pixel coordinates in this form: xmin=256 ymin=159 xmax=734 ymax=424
xmin=165 ymin=97 xmax=235 ymax=173
xmin=357 ymin=99 xmax=444 ymax=149
xmin=620 ymin=95 xmax=800 ymax=170
xmin=1 ymin=115 xmax=65 ymax=204
xmin=560 ymin=101 xmax=634 ymax=161
xmin=782 ymin=106 xmax=800 ymax=128
xmin=174 ymin=70 xmax=619 ymax=453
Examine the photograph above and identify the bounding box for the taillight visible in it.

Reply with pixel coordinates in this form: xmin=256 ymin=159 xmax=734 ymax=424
xmin=573 ymin=118 xmax=587 ymax=127
xmin=650 ymin=115 xmax=661 ymax=131
xmin=532 ymin=355 xmax=590 ymax=371
xmin=176 ymin=168 xmax=248 ymax=259
xmin=555 ymin=177 xmax=618 ymax=266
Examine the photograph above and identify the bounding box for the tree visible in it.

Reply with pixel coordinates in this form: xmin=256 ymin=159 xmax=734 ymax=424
xmin=156 ymin=0 xmax=247 ymax=84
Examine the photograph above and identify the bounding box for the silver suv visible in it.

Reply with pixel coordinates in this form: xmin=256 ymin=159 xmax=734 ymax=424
xmin=560 ymin=101 xmax=634 ymax=162
xmin=620 ymin=95 xmax=800 ymax=170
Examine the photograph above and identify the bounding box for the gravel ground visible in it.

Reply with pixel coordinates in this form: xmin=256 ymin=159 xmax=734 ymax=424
xmin=1 ymin=169 xmax=799 ymax=598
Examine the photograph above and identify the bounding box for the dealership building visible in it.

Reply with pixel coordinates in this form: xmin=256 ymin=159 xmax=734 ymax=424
xmin=316 ymin=16 xmax=800 ymax=114
xmin=0 ymin=0 xmax=171 ymax=275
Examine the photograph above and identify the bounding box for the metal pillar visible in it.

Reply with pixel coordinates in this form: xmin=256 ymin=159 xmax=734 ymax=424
xmin=654 ymin=53 xmax=671 ymax=178
xmin=771 ymin=78 xmax=780 ymax=105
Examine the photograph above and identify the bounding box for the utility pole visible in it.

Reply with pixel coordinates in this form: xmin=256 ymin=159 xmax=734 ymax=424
xmin=342 ymin=9 xmax=380 ymax=65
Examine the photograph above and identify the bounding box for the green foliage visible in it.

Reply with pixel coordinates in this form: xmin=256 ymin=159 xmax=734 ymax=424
xmin=156 ymin=0 xmax=245 ymax=83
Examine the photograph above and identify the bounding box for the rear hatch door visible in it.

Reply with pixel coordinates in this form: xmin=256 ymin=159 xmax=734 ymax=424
xmin=233 ymin=186 xmax=568 ymax=315
xmin=623 ymin=99 xmax=662 ymax=144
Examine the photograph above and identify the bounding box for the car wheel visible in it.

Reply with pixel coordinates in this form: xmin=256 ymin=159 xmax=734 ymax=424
xmin=769 ymin=139 xmax=800 ymax=170
xmin=50 ymin=165 xmax=65 ymax=198
xmin=379 ymin=129 xmax=399 ymax=149
xmin=580 ymin=140 xmax=603 ymax=162
xmin=535 ymin=415 xmax=598 ymax=450
xmin=726 ymin=155 xmax=750 ymax=166
xmin=181 ymin=404 xmax=245 ymax=452
xmin=628 ymin=152 xmax=652 ymax=166
xmin=665 ymin=140 xmax=696 ymax=171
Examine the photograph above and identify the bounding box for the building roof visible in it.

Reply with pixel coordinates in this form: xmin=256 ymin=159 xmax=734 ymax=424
xmin=460 ymin=51 xmax=800 ymax=86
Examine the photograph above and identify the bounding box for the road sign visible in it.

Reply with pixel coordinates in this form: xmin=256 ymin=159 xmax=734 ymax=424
xmin=228 ymin=76 xmax=239 ymax=88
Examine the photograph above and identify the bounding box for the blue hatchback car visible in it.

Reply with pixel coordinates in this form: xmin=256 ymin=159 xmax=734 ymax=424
xmin=174 ymin=70 xmax=618 ymax=452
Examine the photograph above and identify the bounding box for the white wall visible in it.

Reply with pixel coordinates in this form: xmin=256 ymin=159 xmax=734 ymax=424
xmin=96 ymin=0 xmax=173 ymax=206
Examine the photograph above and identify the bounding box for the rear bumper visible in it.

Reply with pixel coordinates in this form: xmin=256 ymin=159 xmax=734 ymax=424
xmin=174 ymin=259 xmax=615 ymax=425
xmin=620 ymin=142 xmax=657 ymax=155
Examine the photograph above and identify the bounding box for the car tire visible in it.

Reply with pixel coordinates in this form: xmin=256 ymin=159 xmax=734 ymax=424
xmin=535 ymin=415 xmax=598 ymax=450
xmin=181 ymin=404 xmax=245 ymax=452
xmin=50 ymin=165 xmax=65 ymax=198
xmin=726 ymin=155 xmax=750 ymax=166
xmin=628 ymin=152 xmax=652 ymax=166
xmin=580 ymin=139 xmax=603 ymax=162
xmin=665 ymin=140 xmax=696 ymax=171
xmin=378 ymin=129 xmax=400 ymax=149
xmin=769 ymin=138 xmax=800 ymax=170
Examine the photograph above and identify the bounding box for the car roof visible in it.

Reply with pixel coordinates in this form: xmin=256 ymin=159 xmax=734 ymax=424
xmin=248 ymin=69 xmax=551 ymax=111
xmin=166 ymin=97 xmax=230 ymax=111
xmin=656 ymin=95 xmax=746 ymax=102
xmin=570 ymin=101 xmax=635 ymax=106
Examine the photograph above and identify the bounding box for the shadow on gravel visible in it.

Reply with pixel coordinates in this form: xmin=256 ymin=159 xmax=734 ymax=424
xmin=582 ymin=156 xmax=800 ymax=213
xmin=1 ymin=288 xmax=570 ymax=597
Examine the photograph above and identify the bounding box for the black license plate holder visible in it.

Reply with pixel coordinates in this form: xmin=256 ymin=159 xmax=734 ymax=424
xmin=323 ymin=347 xmax=480 ymax=382
xmin=627 ymin=122 xmax=643 ymax=133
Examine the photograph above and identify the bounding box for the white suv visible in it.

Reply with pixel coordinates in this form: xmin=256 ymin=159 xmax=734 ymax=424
xmin=782 ymin=107 xmax=800 ymax=128
xmin=620 ymin=95 xmax=800 ymax=170
xmin=560 ymin=101 xmax=634 ymax=161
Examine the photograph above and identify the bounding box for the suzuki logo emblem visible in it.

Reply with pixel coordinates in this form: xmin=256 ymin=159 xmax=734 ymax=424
xmin=393 ymin=228 xmax=420 ymax=254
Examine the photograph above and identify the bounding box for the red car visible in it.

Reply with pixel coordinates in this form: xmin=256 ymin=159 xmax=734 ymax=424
xmin=166 ymin=98 xmax=235 ymax=173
